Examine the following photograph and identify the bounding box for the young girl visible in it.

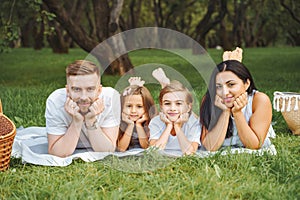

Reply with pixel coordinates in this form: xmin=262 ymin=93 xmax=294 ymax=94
xmin=117 ymin=77 xmax=157 ymax=152
xmin=200 ymin=47 xmax=275 ymax=151
xmin=149 ymin=73 xmax=201 ymax=155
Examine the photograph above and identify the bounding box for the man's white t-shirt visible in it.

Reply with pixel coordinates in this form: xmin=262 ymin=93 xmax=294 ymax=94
xmin=45 ymin=87 xmax=121 ymax=148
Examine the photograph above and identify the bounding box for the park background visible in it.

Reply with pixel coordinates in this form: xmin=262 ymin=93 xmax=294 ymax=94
xmin=0 ymin=0 xmax=300 ymax=199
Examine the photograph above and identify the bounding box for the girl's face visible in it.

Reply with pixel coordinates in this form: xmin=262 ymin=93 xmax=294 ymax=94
xmin=216 ymin=71 xmax=250 ymax=108
xmin=123 ymin=95 xmax=145 ymax=122
xmin=161 ymin=91 xmax=191 ymax=122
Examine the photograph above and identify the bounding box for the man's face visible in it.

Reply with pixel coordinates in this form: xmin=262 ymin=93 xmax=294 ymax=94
xmin=66 ymin=73 xmax=102 ymax=114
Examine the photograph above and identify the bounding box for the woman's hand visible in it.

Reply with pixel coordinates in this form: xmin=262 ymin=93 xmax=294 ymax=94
xmin=232 ymin=92 xmax=248 ymax=114
xmin=214 ymin=95 xmax=229 ymax=111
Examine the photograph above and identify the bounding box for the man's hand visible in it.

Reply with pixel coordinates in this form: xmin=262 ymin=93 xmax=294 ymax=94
xmin=85 ymin=98 xmax=104 ymax=125
xmin=65 ymin=97 xmax=84 ymax=122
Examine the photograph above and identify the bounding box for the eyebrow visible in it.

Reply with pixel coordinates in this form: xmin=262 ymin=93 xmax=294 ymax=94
xmin=216 ymin=80 xmax=235 ymax=84
xmin=163 ymin=100 xmax=184 ymax=103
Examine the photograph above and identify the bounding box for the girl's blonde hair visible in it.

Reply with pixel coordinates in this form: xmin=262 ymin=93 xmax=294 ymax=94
xmin=159 ymin=80 xmax=193 ymax=107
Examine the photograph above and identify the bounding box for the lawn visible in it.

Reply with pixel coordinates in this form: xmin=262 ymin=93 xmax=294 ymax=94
xmin=0 ymin=47 xmax=299 ymax=199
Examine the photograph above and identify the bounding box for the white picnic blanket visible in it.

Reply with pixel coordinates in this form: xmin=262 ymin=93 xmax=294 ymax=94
xmin=12 ymin=127 xmax=277 ymax=167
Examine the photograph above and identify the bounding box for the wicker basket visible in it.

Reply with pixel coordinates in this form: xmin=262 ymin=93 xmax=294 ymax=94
xmin=0 ymin=99 xmax=17 ymax=171
xmin=273 ymin=92 xmax=300 ymax=135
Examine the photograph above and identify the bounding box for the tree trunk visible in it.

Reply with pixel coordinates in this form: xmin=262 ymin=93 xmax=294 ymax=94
xmin=43 ymin=0 xmax=134 ymax=75
xmin=33 ymin=20 xmax=44 ymax=50
xmin=192 ymin=0 xmax=227 ymax=54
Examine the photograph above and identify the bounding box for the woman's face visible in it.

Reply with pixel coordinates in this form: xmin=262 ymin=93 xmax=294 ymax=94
xmin=161 ymin=91 xmax=191 ymax=122
xmin=216 ymin=71 xmax=250 ymax=108
xmin=123 ymin=95 xmax=145 ymax=122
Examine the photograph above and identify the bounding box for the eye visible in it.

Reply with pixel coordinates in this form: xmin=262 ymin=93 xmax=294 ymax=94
xmin=87 ymin=87 xmax=95 ymax=92
xmin=137 ymin=105 xmax=144 ymax=108
xmin=228 ymin=83 xmax=235 ymax=87
xmin=216 ymin=85 xmax=222 ymax=89
xmin=72 ymin=87 xmax=81 ymax=92
xmin=176 ymin=102 xmax=183 ymax=106
xmin=163 ymin=102 xmax=170 ymax=106
xmin=126 ymin=104 xmax=132 ymax=108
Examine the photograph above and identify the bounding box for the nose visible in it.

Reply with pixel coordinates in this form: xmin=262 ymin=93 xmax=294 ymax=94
xmin=81 ymin=90 xmax=88 ymax=100
xmin=222 ymin=86 xmax=229 ymax=96
xmin=131 ymin=106 xmax=136 ymax=113
xmin=170 ymin=103 xmax=176 ymax=111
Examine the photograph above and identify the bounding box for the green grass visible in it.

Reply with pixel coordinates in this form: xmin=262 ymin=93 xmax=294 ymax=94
xmin=0 ymin=47 xmax=300 ymax=199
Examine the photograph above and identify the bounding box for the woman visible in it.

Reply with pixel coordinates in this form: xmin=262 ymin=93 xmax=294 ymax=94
xmin=200 ymin=49 xmax=275 ymax=151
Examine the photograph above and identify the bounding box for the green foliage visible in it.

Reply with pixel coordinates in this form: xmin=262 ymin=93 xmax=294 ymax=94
xmin=0 ymin=48 xmax=299 ymax=199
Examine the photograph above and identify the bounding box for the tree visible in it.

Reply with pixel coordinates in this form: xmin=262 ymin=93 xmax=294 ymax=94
xmin=43 ymin=0 xmax=134 ymax=75
xmin=193 ymin=0 xmax=227 ymax=53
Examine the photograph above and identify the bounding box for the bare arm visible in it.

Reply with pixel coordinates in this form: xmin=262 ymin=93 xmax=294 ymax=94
xmin=234 ymin=92 xmax=272 ymax=149
xmin=47 ymin=120 xmax=83 ymax=157
xmin=136 ymin=124 xmax=149 ymax=149
xmin=201 ymin=95 xmax=231 ymax=151
xmin=117 ymin=123 xmax=135 ymax=152
xmin=47 ymin=97 xmax=84 ymax=157
xmin=149 ymin=124 xmax=172 ymax=149
xmin=87 ymin=125 xmax=119 ymax=152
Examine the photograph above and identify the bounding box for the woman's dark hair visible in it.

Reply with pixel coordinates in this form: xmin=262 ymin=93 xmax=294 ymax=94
xmin=200 ymin=60 xmax=257 ymax=138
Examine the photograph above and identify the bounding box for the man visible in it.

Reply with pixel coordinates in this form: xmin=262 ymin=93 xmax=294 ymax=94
xmin=45 ymin=60 xmax=120 ymax=157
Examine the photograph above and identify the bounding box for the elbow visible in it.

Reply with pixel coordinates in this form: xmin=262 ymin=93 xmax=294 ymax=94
xmin=48 ymin=148 xmax=72 ymax=158
xmin=202 ymin=139 xmax=220 ymax=152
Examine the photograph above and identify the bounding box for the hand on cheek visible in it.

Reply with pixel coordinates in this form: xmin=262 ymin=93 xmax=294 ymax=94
xmin=232 ymin=92 xmax=248 ymax=113
xmin=64 ymin=97 xmax=83 ymax=121
xmin=136 ymin=114 xmax=148 ymax=125
xmin=159 ymin=112 xmax=172 ymax=125
xmin=215 ymin=95 xmax=228 ymax=111
xmin=85 ymin=98 xmax=104 ymax=122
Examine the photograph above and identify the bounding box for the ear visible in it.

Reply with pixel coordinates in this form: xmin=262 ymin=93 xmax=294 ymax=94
xmin=65 ymin=85 xmax=69 ymax=96
xmin=245 ymin=79 xmax=251 ymax=91
xmin=97 ymin=84 xmax=102 ymax=96
xmin=187 ymin=103 xmax=192 ymax=113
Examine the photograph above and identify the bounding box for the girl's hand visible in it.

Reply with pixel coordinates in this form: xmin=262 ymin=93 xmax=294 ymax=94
xmin=174 ymin=112 xmax=189 ymax=127
xmin=85 ymin=98 xmax=104 ymax=124
xmin=214 ymin=95 xmax=229 ymax=111
xmin=121 ymin=112 xmax=135 ymax=125
xmin=232 ymin=92 xmax=248 ymax=114
xmin=159 ymin=112 xmax=172 ymax=125
xmin=65 ymin=97 xmax=83 ymax=121
xmin=136 ymin=114 xmax=148 ymax=126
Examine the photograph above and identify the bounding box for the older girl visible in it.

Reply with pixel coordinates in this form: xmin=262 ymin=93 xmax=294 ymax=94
xmin=117 ymin=77 xmax=157 ymax=151
xmin=200 ymin=48 xmax=275 ymax=151
xmin=149 ymin=80 xmax=201 ymax=155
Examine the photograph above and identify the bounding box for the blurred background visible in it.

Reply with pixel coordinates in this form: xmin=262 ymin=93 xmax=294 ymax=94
xmin=1 ymin=0 xmax=299 ymax=74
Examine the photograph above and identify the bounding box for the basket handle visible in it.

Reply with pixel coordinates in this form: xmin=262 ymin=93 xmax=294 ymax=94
xmin=0 ymin=98 xmax=2 ymax=114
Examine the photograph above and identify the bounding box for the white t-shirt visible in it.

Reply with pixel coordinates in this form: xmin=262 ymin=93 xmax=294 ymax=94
xmin=149 ymin=113 xmax=201 ymax=150
xmin=45 ymin=87 xmax=121 ymax=148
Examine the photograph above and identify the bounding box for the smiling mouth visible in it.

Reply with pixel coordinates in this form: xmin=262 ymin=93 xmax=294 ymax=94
xmin=168 ymin=113 xmax=179 ymax=117
xmin=224 ymin=97 xmax=233 ymax=103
